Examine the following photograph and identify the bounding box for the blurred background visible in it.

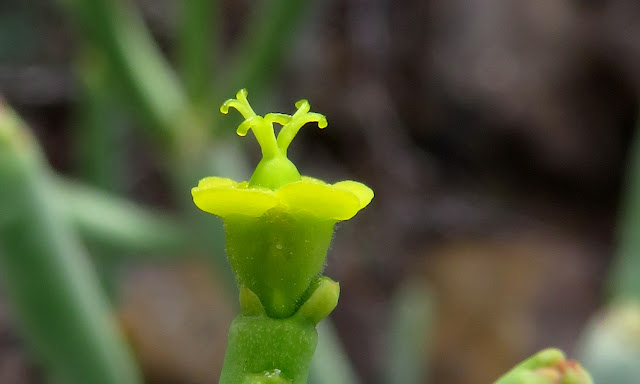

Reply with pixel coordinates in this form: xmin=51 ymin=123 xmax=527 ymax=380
xmin=1 ymin=0 xmax=640 ymax=383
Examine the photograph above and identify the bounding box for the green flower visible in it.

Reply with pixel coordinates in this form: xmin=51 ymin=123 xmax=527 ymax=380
xmin=192 ymin=89 xmax=373 ymax=318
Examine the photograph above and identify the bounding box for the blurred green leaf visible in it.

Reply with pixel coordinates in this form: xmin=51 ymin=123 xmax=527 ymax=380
xmin=575 ymin=105 xmax=640 ymax=384
xmin=0 ymin=102 xmax=143 ymax=384
xmin=74 ymin=49 xmax=126 ymax=191
xmin=61 ymin=0 xmax=194 ymax=152
xmin=56 ymin=177 xmax=190 ymax=253
xmin=609 ymin=112 xmax=640 ymax=301
xmin=178 ymin=0 xmax=218 ymax=110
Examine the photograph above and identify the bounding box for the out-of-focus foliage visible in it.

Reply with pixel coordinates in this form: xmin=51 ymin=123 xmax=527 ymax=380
xmin=1 ymin=0 xmax=640 ymax=383
xmin=0 ymin=105 xmax=142 ymax=384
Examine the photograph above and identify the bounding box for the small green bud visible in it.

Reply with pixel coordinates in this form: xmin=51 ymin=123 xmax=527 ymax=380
xmin=495 ymin=349 xmax=593 ymax=384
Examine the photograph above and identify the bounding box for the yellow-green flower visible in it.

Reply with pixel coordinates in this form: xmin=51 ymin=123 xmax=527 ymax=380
xmin=192 ymin=89 xmax=373 ymax=318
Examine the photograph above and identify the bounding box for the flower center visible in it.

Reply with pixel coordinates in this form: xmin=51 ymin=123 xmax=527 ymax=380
xmin=220 ymin=89 xmax=327 ymax=190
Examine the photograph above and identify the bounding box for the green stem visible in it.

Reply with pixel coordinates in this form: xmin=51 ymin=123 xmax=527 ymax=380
xmin=0 ymin=102 xmax=142 ymax=384
xmin=220 ymin=314 xmax=317 ymax=384
xmin=219 ymin=279 xmax=339 ymax=384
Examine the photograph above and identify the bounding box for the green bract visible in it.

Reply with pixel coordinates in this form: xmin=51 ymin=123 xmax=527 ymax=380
xmin=192 ymin=89 xmax=373 ymax=318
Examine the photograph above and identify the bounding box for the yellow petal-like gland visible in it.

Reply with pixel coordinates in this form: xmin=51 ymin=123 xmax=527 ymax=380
xmin=276 ymin=180 xmax=362 ymax=221
xmin=192 ymin=177 xmax=278 ymax=218
xmin=332 ymin=180 xmax=374 ymax=208
xmin=191 ymin=176 xmax=373 ymax=221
